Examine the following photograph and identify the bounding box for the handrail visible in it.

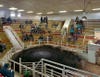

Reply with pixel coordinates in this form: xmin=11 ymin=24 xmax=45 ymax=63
xmin=42 ymin=58 xmax=100 ymax=76
xmin=8 ymin=26 xmax=24 ymax=48
xmin=46 ymin=68 xmax=62 ymax=75
xmin=3 ymin=47 xmax=99 ymax=77
xmin=46 ymin=70 xmax=62 ymax=77
xmin=22 ymin=62 xmax=34 ymax=63
xmin=35 ymin=60 xmax=42 ymax=68
xmin=45 ymin=63 xmax=85 ymax=77
xmin=27 ymin=40 xmax=84 ymax=53
xmin=3 ymin=26 xmax=23 ymax=50
xmin=0 ymin=47 xmax=13 ymax=63
xmin=9 ymin=59 xmax=49 ymax=77
xmin=20 ymin=58 xmax=100 ymax=77
xmin=4 ymin=26 xmax=24 ymax=48
xmin=10 ymin=29 xmax=23 ymax=48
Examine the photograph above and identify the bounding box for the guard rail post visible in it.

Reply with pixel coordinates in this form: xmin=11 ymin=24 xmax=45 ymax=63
xmin=32 ymin=62 xmax=35 ymax=77
xmin=19 ymin=58 xmax=22 ymax=74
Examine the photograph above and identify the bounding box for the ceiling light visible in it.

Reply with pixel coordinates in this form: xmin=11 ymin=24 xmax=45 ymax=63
xmin=18 ymin=9 xmax=24 ymax=12
xmin=59 ymin=10 xmax=67 ymax=13
xmin=0 ymin=4 xmax=3 ymax=7
xmin=92 ymin=8 xmax=100 ymax=11
xmin=9 ymin=7 xmax=18 ymax=10
xmin=17 ymin=13 xmax=21 ymax=17
xmin=37 ymin=12 xmax=42 ymax=15
xmin=27 ymin=11 xmax=33 ymax=13
xmin=10 ymin=11 xmax=16 ymax=17
xmin=74 ymin=10 xmax=83 ymax=12
xmin=10 ymin=13 xmax=15 ymax=17
xmin=47 ymin=11 xmax=54 ymax=14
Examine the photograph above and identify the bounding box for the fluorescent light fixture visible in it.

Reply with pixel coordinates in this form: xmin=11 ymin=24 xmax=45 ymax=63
xmin=37 ymin=12 xmax=42 ymax=15
xmin=9 ymin=7 xmax=18 ymax=10
xmin=0 ymin=4 xmax=3 ymax=7
xmin=59 ymin=10 xmax=67 ymax=13
xmin=92 ymin=8 xmax=100 ymax=11
xmin=18 ymin=9 xmax=24 ymax=12
xmin=74 ymin=10 xmax=83 ymax=12
xmin=17 ymin=13 xmax=21 ymax=17
xmin=27 ymin=11 xmax=33 ymax=13
xmin=10 ymin=11 xmax=16 ymax=17
xmin=10 ymin=13 xmax=15 ymax=17
xmin=47 ymin=11 xmax=54 ymax=14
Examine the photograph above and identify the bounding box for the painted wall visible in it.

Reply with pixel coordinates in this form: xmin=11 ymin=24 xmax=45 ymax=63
xmin=50 ymin=12 xmax=100 ymax=20
xmin=88 ymin=43 xmax=100 ymax=63
xmin=6 ymin=11 xmax=99 ymax=28
xmin=0 ymin=10 xmax=6 ymax=17
xmin=1 ymin=10 xmax=100 ymax=20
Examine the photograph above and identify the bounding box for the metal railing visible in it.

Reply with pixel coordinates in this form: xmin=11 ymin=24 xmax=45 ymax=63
xmin=7 ymin=26 xmax=24 ymax=49
xmin=24 ymin=38 xmax=84 ymax=53
xmin=0 ymin=41 xmax=100 ymax=77
xmin=10 ymin=57 xmax=100 ymax=77
xmin=41 ymin=58 xmax=100 ymax=77
xmin=3 ymin=26 xmax=24 ymax=49
xmin=9 ymin=59 xmax=49 ymax=77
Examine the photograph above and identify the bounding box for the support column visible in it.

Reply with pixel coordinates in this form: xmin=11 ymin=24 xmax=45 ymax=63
xmin=50 ymin=69 xmax=54 ymax=77
xmin=32 ymin=63 xmax=35 ymax=77
xmin=61 ymin=40 xmax=62 ymax=46
xmin=44 ymin=64 xmax=46 ymax=77
xmin=88 ymin=44 xmax=100 ymax=63
xmin=13 ymin=62 xmax=15 ymax=72
xmin=41 ymin=60 xmax=44 ymax=77
xmin=47 ymin=36 xmax=49 ymax=44
xmin=19 ymin=58 xmax=22 ymax=74
xmin=62 ymin=67 xmax=65 ymax=77
xmin=39 ymin=40 xmax=41 ymax=45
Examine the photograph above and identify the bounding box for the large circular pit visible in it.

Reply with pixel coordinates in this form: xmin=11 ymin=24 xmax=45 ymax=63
xmin=13 ymin=45 xmax=82 ymax=68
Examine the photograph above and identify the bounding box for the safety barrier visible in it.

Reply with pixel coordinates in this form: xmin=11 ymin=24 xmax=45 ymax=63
xmin=9 ymin=57 xmax=100 ymax=77
xmin=1 ymin=46 xmax=99 ymax=77
xmin=0 ymin=39 xmax=99 ymax=77
xmin=24 ymin=38 xmax=84 ymax=53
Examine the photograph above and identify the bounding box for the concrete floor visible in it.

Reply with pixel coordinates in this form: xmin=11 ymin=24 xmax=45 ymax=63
xmin=15 ymin=72 xmax=22 ymax=77
xmin=83 ymin=61 xmax=100 ymax=75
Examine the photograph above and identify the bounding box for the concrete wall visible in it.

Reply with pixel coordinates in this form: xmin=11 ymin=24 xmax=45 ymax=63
xmin=1 ymin=11 xmax=100 ymax=28
xmin=1 ymin=10 xmax=100 ymax=20
xmin=88 ymin=43 xmax=100 ymax=63
xmin=19 ymin=12 xmax=100 ymax=20
xmin=2 ymin=11 xmax=100 ymax=20
xmin=0 ymin=10 xmax=6 ymax=17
